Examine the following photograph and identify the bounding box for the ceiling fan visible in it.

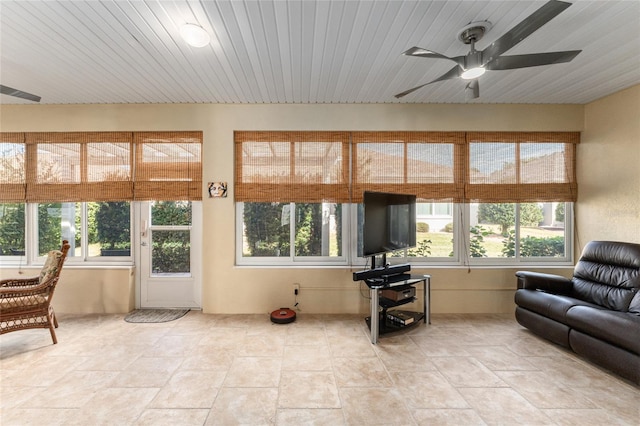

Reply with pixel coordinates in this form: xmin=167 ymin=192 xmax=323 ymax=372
xmin=0 ymin=85 xmax=41 ymax=102
xmin=395 ymin=0 xmax=582 ymax=100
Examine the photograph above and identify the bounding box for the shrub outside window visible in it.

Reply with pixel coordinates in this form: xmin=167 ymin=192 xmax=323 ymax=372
xmin=237 ymin=202 xmax=345 ymax=264
xmin=0 ymin=201 xmax=132 ymax=262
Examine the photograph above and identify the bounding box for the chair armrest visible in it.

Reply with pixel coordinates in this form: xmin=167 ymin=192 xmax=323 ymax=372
xmin=0 ymin=277 xmax=39 ymax=288
xmin=515 ymin=271 xmax=572 ymax=295
xmin=0 ymin=277 xmax=56 ymax=296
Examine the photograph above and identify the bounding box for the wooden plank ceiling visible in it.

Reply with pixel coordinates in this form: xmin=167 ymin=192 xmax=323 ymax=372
xmin=0 ymin=0 xmax=638 ymax=105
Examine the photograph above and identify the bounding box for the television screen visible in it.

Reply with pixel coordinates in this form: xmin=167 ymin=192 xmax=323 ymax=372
xmin=362 ymin=191 xmax=416 ymax=257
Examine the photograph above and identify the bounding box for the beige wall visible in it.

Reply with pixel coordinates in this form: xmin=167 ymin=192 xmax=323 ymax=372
xmin=579 ymin=85 xmax=640 ymax=251
xmin=2 ymin=99 xmax=619 ymax=315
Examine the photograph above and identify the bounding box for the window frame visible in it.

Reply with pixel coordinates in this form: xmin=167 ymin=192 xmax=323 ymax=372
xmin=235 ymin=201 xmax=573 ymax=267
xmin=0 ymin=201 xmax=134 ymax=267
xmin=235 ymin=201 xmax=351 ymax=266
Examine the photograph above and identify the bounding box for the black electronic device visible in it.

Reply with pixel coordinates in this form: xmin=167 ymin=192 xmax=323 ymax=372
xmin=380 ymin=273 xmax=412 ymax=282
xmin=380 ymin=285 xmax=416 ymax=301
xmin=352 ymin=263 xmax=411 ymax=282
xmin=362 ymin=191 xmax=416 ymax=257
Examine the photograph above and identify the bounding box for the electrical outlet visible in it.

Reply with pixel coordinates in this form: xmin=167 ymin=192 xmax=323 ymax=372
xmin=293 ymin=283 xmax=300 ymax=295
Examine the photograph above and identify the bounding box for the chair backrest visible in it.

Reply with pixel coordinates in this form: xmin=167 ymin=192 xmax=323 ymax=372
xmin=572 ymin=240 xmax=640 ymax=311
xmin=38 ymin=240 xmax=70 ymax=284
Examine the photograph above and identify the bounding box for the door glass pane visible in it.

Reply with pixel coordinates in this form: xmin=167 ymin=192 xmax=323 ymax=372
xmin=151 ymin=201 xmax=191 ymax=226
xmin=0 ymin=203 xmax=25 ymax=256
xmin=152 ymin=230 xmax=190 ymax=274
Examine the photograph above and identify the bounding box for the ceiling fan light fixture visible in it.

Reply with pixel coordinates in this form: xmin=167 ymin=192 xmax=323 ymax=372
xmin=180 ymin=23 xmax=210 ymax=47
xmin=461 ymin=67 xmax=485 ymax=80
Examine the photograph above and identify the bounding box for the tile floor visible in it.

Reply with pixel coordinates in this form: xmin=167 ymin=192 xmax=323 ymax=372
xmin=1 ymin=312 xmax=638 ymax=425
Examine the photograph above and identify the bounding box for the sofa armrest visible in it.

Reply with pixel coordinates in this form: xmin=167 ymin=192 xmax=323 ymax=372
xmin=515 ymin=271 xmax=573 ymax=295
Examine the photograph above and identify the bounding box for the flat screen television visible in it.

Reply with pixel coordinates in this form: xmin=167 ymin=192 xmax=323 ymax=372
xmin=362 ymin=191 xmax=417 ymax=257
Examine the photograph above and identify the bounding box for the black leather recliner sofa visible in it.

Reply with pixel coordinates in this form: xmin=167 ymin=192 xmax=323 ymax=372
xmin=515 ymin=240 xmax=640 ymax=384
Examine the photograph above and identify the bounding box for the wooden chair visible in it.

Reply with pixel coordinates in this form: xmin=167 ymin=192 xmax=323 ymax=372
xmin=0 ymin=240 xmax=70 ymax=344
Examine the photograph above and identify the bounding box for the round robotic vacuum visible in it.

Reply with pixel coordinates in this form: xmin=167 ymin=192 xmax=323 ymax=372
xmin=270 ymin=307 xmax=296 ymax=324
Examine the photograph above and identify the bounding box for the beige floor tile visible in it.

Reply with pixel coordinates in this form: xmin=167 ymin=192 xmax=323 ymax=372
xmin=278 ymin=371 xmax=341 ymax=408
xmin=178 ymin=348 xmax=235 ymax=371
xmin=148 ymin=370 xmax=226 ymax=408
xmin=223 ymin=356 xmax=282 ymax=387
xmin=285 ymin=326 xmax=328 ymax=346
xmin=463 ymin=345 xmax=539 ymax=371
xmin=282 ymin=345 xmax=333 ymax=371
xmin=542 ymin=408 xmax=637 ymax=426
xmin=135 ymin=408 xmax=211 ymax=426
xmin=239 ymin=333 xmax=286 ymax=357
xmin=525 ymin=355 xmax=619 ymax=388
xmin=77 ymin=387 xmax=160 ymax=425
xmin=198 ymin=327 xmax=246 ymax=349
xmin=110 ymin=356 xmax=183 ymax=388
xmin=276 ymin=408 xmax=346 ymax=425
xmin=459 ymin=387 xmax=556 ymax=425
xmin=391 ymin=371 xmax=470 ymax=409
xmin=333 ymin=356 xmax=393 ymax=387
xmin=2 ymin=313 xmax=638 ymax=426
xmin=411 ymin=336 xmax=473 ymax=357
xmin=430 ymin=357 xmax=508 ymax=388
xmin=495 ymin=370 xmax=598 ymax=409
xmin=572 ymin=383 xmax=640 ymax=424
xmin=145 ymin=334 xmax=206 ymax=357
xmin=23 ymin=370 xmax=120 ymax=408
xmin=328 ymin=334 xmax=377 ymax=357
xmin=0 ymin=408 xmax=82 ymax=426
xmin=411 ymin=408 xmax=487 ymax=426
xmin=374 ymin=336 xmax=438 ymax=372
xmin=339 ymin=387 xmax=415 ymax=425
xmin=206 ymin=387 xmax=278 ymax=425
xmin=1 ymin=386 xmax=48 ymax=409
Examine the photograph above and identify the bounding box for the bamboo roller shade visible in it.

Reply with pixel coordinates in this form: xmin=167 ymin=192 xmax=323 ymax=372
xmin=0 ymin=131 xmax=202 ymax=202
xmin=235 ymin=131 xmax=579 ymax=204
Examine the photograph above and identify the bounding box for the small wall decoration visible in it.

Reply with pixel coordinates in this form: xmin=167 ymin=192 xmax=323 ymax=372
xmin=208 ymin=182 xmax=228 ymax=198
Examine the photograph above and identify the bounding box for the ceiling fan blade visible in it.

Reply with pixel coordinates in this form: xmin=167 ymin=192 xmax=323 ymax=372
xmin=0 ymin=85 xmax=41 ymax=102
xmin=481 ymin=0 xmax=572 ymax=65
xmin=394 ymin=65 xmax=462 ymax=99
xmin=485 ymin=50 xmax=581 ymax=70
xmin=402 ymin=46 xmax=465 ymax=67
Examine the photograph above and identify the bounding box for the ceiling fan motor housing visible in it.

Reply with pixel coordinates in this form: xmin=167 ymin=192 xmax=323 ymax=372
xmin=464 ymin=51 xmax=484 ymax=70
xmin=457 ymin=22 xmax=491 ymax=44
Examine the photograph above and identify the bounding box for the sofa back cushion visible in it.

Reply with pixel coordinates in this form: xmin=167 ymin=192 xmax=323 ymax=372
xmin=629 ymin=291 xmax=640 ymax=316
xmin=572 ymin=241 xmax=640 ymax=312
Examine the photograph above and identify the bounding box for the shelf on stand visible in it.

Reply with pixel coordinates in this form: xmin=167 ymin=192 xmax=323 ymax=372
xmin=365 ymin=310 xmax=425 ymax=335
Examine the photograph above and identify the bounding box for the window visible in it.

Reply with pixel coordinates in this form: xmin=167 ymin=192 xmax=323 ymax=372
xmin=0 ymin=203 xmax=25 ymax=256
xmin=469 ymin=202 xmax=568 ymax=260
xmin=235 ymin=131 xmax=578 ymax=266
xmin=237 ymin=202 xmax=346 ymax=264
xmin=0 ymin=131 xmax=202 ymax=265
xmin=0 ymin=201 xmax=132 ymax=261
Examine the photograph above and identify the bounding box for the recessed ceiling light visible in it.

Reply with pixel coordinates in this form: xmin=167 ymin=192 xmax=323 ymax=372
xmin=180 ymin=23 xmax=210 ymax=48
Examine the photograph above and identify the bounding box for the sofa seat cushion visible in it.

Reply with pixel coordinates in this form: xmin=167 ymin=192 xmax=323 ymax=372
xmin=565 ymin=305 xmax=640 ymax=355
xmin=514 ymin=289 xmax=600 ymax=324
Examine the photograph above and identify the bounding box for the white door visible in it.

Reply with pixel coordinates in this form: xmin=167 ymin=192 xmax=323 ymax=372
xmin=137 ymin=201 xmax=202 ymax=309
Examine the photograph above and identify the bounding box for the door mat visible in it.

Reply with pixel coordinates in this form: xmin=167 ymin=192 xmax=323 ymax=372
xmin=124 ymin=309 xmax=190 ymax=323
